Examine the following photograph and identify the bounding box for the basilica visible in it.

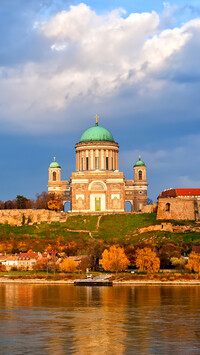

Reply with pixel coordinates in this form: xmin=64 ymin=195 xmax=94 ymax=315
xmin=48 ymin=117 xmax=148 ymax=212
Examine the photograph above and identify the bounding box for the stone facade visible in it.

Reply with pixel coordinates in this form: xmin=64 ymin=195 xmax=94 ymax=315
xmin=157 ymin=189 xmax=200 ymax=220
xmin=48 ymin=120 xmax=148 ymax=213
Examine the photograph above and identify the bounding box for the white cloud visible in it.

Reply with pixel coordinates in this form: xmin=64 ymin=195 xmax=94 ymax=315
xmin=0 ymin=3 xmax=200 ymax=133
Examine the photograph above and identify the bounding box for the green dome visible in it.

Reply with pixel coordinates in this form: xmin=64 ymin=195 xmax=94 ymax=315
xmin=49 ymin=157 xmax=61 ymax=168
xmin=134 ymin=156 xmax=146 ymax=167
xmin=80 ymin=123 xmax=114 ymax=143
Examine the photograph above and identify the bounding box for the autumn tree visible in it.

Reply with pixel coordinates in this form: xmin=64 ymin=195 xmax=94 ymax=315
xmin=86 ymin=239 xmax=106 ymax=271
xmin=102 ymin=245 xmax=130 ymax=274
xmin=35 ymin=192 xmax=51 ymax=209
xmin=48 ymin=255 xmax=59 ymax=273
xmin=170 ymin=257 xmax=186 ymax=270
xmin=4 ymin=200 xmax=17 ymax=209
xmin=125 ymin=245 xmax=137 ymax=266
xmin=79 ymin=256 xmax=91 ymax=272
xmin=135 ymin=247 xmax=160 ymax=274
xmin=16 ymin=195 xmax=34 ymax=209
xmin=158 ymin=243 xmax=181 ymax=269
xmin=48 ymin=199 xmax=61 ymax=211
xmin=59 ymin=258 xmax=77 ymax=273
xmin=186 ymin=252 xmax=200 ymax=273
xmin=34 ymin=258 xmax=49 ymax=271
xmin=63 ymin=241 xmax=78 ymax=256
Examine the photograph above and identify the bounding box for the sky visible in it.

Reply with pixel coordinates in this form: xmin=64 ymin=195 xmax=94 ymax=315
xmin=1 ymin=0 xmax=200 ymax=202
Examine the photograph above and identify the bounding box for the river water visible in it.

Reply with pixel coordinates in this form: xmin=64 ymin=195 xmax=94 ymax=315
xmin=0 ymin=284 xmax=200 ymax=355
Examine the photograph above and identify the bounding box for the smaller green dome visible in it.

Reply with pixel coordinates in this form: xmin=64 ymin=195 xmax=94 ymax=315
xmin=49 ymin=157 xmax=61 ymax=168
xmin=134 ymin=155 xmax=146 ymax=167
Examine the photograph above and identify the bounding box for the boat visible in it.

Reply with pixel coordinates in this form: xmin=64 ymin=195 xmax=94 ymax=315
xmin=74 ymin=274 xmax=113 ymax=286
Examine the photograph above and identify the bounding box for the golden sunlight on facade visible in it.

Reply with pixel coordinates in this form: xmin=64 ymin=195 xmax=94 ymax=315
xmin=48 ymin=116 xmax=147 ymax=212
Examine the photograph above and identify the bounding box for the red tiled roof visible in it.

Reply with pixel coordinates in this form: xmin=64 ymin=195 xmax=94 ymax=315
xmin=158 ymin=189 xmax=177 ymax=198
xmin=176 ymin=188 xmax=200 ymax=196
xmin=159 ymin=188 xmax=200 ymax=198
xmin=19 ymin=252 xmax=39 ymax=260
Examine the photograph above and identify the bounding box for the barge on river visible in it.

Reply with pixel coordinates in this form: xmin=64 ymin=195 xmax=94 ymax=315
xmin=74 ymin=274 xmax=113 ymax=286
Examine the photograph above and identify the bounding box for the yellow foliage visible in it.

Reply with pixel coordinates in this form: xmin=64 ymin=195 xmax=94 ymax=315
xmin=59 ymin=258 xmax=77 ymax=273
xmin=102 ymin=245 xmax=130 ymax=273
xmin=186 ymin=252 xmax=200 ymax=274
xmin=48 ymin=199 xmax=61 ymax=211
xmin=135 ymin=247 xmax=160 ymax=274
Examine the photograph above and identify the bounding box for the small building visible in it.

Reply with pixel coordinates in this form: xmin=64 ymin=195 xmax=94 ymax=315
xmin=3 ymin=255 xmax=19 ymax=270
xmin=157 ymin=188 xmax=200 ymax=220
xmin=18 ymin=252 xmax=40 ymax=270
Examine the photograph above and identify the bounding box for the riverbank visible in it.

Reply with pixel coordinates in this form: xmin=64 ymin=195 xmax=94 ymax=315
xmin=0 ymin=277 xmax=200 ymax=285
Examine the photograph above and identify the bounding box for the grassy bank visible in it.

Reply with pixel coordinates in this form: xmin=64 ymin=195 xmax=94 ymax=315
xmin=0 ymin=213 xmax=199 ymax=252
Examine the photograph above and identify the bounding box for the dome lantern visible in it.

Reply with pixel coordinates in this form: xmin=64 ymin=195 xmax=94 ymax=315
xmin=49 ymin=157 xmax=61 ymax=168
xmin=134 ymin=155 xmax=146 ymax=167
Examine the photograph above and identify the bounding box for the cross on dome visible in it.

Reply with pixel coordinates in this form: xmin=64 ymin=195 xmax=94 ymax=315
xmin=95 ymin=114 xmax=99 ymax=126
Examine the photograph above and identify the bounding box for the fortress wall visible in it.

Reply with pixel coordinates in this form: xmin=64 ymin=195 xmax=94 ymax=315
xmin=157 ymin=198 xmax=195 ymax=220
xmin=0 ymin=209 xmax=146 ymax=226
xmin=0 ymin=209 xmax=68 ymax=226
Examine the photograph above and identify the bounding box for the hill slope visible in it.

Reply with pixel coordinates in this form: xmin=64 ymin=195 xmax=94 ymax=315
xmin=0 ymin=213 xmax=199 ymax=253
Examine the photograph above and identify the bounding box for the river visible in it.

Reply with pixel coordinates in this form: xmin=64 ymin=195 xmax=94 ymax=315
xmin=0 ymin=284 xmax=199 ymax=354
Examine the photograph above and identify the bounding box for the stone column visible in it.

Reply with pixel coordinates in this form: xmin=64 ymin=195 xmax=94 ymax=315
xmin=106 ymin=150 xmax=109 ymax=170
xmin=82 ymin=151 xmax=84 ymax=171
xmin=76 ymin=151 xmax=78 ymax=171
xmin=104 ymin=150 xmax=106 ymax=171
xmin=114 ymin=150 xmax=117 ymax=170
xmin=79 ymin=151 xmax=81 ymax=171
xmin=91 ymin=149 xmax=94 ymax=170
xmin=101 ymin=149 xmax=104 ymax=170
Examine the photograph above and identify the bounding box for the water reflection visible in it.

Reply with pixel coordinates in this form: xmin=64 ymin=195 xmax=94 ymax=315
xmin=0 ymin=285 xmax=200 ymax=354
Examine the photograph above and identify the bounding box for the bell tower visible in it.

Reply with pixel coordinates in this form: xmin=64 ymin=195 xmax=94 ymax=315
xmin=48 ymin=157 xmax=61 ymax=182
xmin=133 ymin=156 xmax=147 ymax=211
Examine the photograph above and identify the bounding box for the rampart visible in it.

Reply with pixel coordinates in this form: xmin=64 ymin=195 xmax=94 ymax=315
xmin=0 ymin=209 xmax=68 ymax=226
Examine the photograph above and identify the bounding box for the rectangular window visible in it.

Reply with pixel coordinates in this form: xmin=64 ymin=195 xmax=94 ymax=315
xmin=106 ymin=157 xmax=109 ymax=170
xmin=86 ymin=157 xmax=89 ymax=170
xmin=95 ymin=157 xmax=99 ymax=169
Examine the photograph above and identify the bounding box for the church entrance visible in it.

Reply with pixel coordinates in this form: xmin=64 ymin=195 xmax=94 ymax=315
xmin=90 ymin=194 xmax=105 ymax=212
xmin=95 ymin=197 xmax=101 ymax=211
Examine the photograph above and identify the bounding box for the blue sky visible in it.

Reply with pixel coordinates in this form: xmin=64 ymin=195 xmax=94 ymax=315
xmin=1 ymin=0 xmax=200 ymax=202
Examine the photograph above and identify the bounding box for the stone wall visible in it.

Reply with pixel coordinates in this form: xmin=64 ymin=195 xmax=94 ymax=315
xmin=157 ymin=198 xmax=200 ymax=220
xmin=138 ymin=222 xmax=200 ymax=234
xmin=0 ymin=209 xmax=68 ymax=226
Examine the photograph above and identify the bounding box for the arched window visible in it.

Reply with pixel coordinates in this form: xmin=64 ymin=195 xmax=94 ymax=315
xmin=166 ymin=203 xmax=170 ymax=212
xmin=139 ymin=170 xmax=142 ymax=180
xmin=53 ymin=171 xmax=57 ymax=181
